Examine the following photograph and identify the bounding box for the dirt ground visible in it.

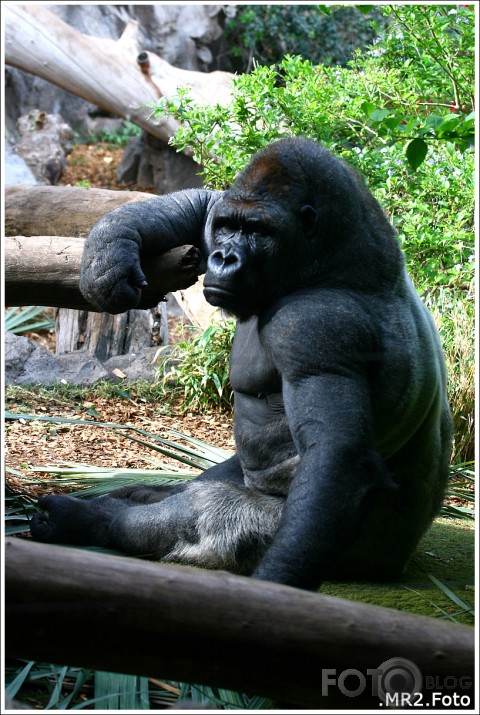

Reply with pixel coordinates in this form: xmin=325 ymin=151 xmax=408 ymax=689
xmin=5 ymin=389 xmax=234 ymax=496
xmin=60 ymin=141 xmax=153 ymax=192
xmin=5 ymin=142 xmax=234 ymax=495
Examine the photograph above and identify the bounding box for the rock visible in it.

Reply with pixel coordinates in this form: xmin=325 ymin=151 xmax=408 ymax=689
xmin=4 ymin=332 xmax=172 ymax=387
xmin=103 ymin=347 xmax=166 ymax=382
xmin=4 ymin=143 xmax=38 ymax=185
xmin=16 ymin=110 xmax=74 ymax=185
xmin=5 ymin=332 xmax=108 ymax=386
xmin=4 ymin=332 xmax=36 ymax=380
xmin=116 ymin=133 xmax=203 ymax=193
xmin=54 ymin=353 xmax=110 ymax=386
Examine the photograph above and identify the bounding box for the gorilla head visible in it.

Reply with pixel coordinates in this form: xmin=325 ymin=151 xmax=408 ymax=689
xmin=203 ymin=138 xmax=402 ymax=318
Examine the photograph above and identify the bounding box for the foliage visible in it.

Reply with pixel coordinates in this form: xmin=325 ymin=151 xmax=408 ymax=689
xmin=149 ymin=3 xmax=475 ymax=456
xmin=152 ymin=5 xmax=474 ymax=173
xmin=424 ymin=287 xmax=475 ymax=463
xmin=4 ymin=659 xmax=273 ymax=710
xmin=158 ymin=321 xmax=236 ymax=413
xmin=150 ymin=5 xmax=475 ymax=290
xmin=220 ymin=4 xmax=388 ymax=72
xmin=5 ymin=306 xmax=55 ymax=335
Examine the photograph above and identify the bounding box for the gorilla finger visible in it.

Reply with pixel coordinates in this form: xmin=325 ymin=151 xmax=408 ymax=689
xmin=103 ymin=281 xmax=142 ymax=314
xmin=130 ymin=263 xmax=149 ymax=289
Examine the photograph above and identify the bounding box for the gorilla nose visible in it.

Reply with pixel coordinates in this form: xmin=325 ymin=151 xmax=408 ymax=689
xmin=208 ymin=246 xmax=242 ymax=275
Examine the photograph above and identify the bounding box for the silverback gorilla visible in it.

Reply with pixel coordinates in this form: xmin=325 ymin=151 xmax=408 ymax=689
xmin=30 ymin=138 xmax=452 ymax=590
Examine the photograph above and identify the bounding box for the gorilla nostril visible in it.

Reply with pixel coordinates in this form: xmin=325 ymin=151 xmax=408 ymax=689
xmin=223 ymin=253 xmax=239 ymax=266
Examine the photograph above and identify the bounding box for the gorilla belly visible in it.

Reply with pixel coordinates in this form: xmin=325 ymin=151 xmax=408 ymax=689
xmin=233 ymin=391 xmax=299 ymax=496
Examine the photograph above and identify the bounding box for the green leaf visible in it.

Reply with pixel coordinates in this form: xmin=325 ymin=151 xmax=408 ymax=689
xmin=425 ymin=114 xmax=444 ymax=129
xmin=436 ymin=115 xmax=462 ymax=135
xmin=360 ymin=100 xmax=376 ymax=117
xmin=405 ymin=137 xmax=428 ymax=170
xmin=356 ymin=5 xmax=374 ymax=14
xmin=369 ymin=108 xmax=390 ymax=123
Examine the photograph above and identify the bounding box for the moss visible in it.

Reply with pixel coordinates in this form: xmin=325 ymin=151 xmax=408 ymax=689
xmin=321 ymin=518 xmax=475 ymax=625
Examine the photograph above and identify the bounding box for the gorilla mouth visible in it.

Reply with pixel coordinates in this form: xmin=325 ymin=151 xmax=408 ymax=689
xmin=203 ymin=285 xmax=258 ymax=319
xmin=203 ymin=285 xmax=239 ymax=308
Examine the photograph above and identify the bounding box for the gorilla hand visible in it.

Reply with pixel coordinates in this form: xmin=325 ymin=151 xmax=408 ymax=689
xmin=80 ymin=220 xmax=149 ymax=314
xmin=79 ymin=190 xmax=222 ymax=314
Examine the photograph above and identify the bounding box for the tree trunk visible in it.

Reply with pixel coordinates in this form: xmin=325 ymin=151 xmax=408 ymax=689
xmin=5 ymin=185 xmax=154 ymax=238
xmin=5 ymin=538 xmax=475 ymax=708
xmin=4 ymin=236 xmax=200 ymax=310
xmin=4 ymin=4 xmax=232 ymax=145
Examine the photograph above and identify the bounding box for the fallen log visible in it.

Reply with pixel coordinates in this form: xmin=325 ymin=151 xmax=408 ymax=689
xmin=4 ymin=4 xmax=232 ymax=143
xmin=5 ymin=185 xmax=154 ymax=238
xmin=5 ymin=236 xmax=200 ymax=310
xmin=4 ymin=186 xmax=202 ymax=310
xmin=5 ymin=538 xmax=474 ymax=708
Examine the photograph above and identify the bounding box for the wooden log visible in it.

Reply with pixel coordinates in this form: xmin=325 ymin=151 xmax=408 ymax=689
xmin=4 ymin=4 xmax=232 ymax=143
xmin=5 ymin=538 xmax=474 ymax=708
xmin=5 ymin=186 xmax=202 ymax=310
xmin=5 ymin=236 xmax=200 ymax=310
xmin=5 ymin=185 xmax=155 ymax=238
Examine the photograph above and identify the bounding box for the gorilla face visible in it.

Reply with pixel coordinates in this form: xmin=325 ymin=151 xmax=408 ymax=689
xmin=203 ymin=197 xmax=318 ymax=319
xmin=203 ymin=201 xmax=282 ymax=317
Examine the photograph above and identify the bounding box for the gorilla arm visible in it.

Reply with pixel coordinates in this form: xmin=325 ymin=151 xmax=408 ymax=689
xmin=253 ymin=300 xmax=392 ymax=590
xmin=252 ymin=373 xmax=390 ymax=589
xmin=79 ymin=189 xmax=222 ymax=314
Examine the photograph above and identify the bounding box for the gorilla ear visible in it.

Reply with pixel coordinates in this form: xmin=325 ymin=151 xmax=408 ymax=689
xmin=300 ymin=205 xmax=318 ymax=238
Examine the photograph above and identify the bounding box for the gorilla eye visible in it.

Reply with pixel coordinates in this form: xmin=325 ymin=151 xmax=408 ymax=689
xmin=215 ymin=226 xmax=235 ymax=244
xmin=247 ymin=222 xmax=269 ymax=239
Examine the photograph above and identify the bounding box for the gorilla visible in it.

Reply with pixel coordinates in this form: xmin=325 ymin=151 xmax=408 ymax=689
xmin=30 ymin=138 xmax=452 ymax=591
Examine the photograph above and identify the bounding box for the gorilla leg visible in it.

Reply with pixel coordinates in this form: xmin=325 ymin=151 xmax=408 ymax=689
xmin=30 ymin=459 xmax=284 ymax=575
xmin=104 ymin=454 xmax=245 ymax=505
xmin=108 ymin=480 xmax=284 ymax=573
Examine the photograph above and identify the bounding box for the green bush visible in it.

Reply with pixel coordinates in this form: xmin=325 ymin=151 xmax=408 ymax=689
xmin=220 ymin=4 xmax=388 ymax=72
xmin=149 ymin=4 xmax=474 ymax=460
xmin=87 ymin=120 xmax=142 ymax=147
xmin=159 ymin=321 xmax=236 ymax=413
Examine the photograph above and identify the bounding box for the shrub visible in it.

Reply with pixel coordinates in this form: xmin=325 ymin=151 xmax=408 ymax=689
xmin=149 ymin=4 xmax=474 ymax=457
xmin=159 ymin=321 xmax=236 ymax=413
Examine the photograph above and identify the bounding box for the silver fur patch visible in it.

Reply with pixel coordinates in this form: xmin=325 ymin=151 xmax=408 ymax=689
xmin=164 ymin=480 xmax=284 ymax=574
xmin=243 ymin=454 xmax=300 ymax=496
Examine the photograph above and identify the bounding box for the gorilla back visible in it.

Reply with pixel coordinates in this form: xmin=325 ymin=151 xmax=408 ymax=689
xmin=31 ymin=138 xmax=452 ymax=591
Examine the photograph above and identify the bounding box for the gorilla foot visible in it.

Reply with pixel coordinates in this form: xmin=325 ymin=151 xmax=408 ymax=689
xmin=30 ymin=494 xmax=102 ymax=546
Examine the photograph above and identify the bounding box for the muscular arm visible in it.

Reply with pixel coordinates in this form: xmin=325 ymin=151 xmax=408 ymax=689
xmin=253 ymin=297 xmax=393 ymax=589
xmin=253 ymin=374 xmax=390 ymax=589
xmin=80 ymin=189 xmax=222 ymax=313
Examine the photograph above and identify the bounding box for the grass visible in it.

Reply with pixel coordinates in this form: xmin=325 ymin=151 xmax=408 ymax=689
xmin=157 ymin=321 xmax=236 ymax=413
xmin=5 ymin=306 xmax=55 ymax=335
xmin=425 ymin=286 xmax=475 ymax=464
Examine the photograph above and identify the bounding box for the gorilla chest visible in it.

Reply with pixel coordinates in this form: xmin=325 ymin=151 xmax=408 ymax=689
xmin=229 ymin=317 xmax=281 ymax=396
xmin=230 ymin=317 xmax=297 ymax=495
